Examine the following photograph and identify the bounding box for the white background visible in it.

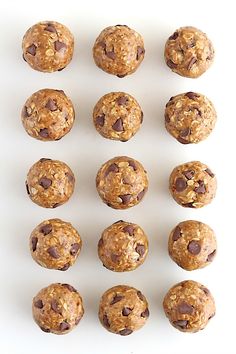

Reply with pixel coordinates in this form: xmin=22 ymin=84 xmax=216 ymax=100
xmin=0 ymin=0 xmax=235 ymax=353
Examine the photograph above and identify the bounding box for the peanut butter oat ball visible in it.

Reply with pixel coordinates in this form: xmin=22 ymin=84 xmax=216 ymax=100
xmin=165 ymin=26 xmax=214 ymax=78
xmin=168 ymin=220 xmax=217 ymax=271
xmin=96 ymin=156 xmax=148 ymax=209
xmin=93 ymin=92 xmax=143 ymax=142
xmin=21 ymin=89 xmax=75 ymax=141
xmin=98 ymin=220 xmax=148 ymax=272
xmin=26 ymin=158 xmax=75 ymax=208
xmin=32 ymin=283 xmax=84 ymax=334
xmin=163 ymin=280 xmax=215 ymax=332
xmin=169 ymin=161 xmax=216 ymax=208
xmin=99 ymin=285 xmax=149 ymax=335
xmin=30 ymin=219 xmax=82 ymax=271
xmin=165 ymin=92 xmax=217 ymax=144
xmin=22 ymin=21 xmax=74 ymax=72
xmin=93 ymin=25 xmax=145 ymax=77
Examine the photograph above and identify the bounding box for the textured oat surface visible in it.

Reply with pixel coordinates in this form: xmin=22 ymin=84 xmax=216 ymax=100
xmin=32 ymin=283 xmax=84 ymax=335
xmin=163 ymin=280 xmax=215 ymax=332
xmin=96 ymin=156 xmax=148 ymax=209
xmin=26 ymin=158 xmax=75 ymax=208
xmin=168 ymin=220 xmax=217 ymax=270
xmin=30 ymin=218 xmax=82 ymax=271
xmin=169 ymin=161 xmax=217 ymax=208
xmin=165 ymin=26 xmax=214 ymax=78
xmin=22 ymin=21 xmax=74 ymax=72
xmin=165 ymin=92 xmax=216 ymax=144
xmin=99 ymin=285 xmax=149 ymax=335
xmin=98 ymin=220 xmax=148 ymax=271
xmin=93 ymin=25 xmax=145 ymax=77
xmin=21 ymin=89 xmax=75 ymax=141
xmin=93 ymin=92 xmax=143 ymax=141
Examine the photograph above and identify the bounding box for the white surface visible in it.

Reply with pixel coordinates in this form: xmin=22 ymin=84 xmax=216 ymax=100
xmin=0 ymin=0 xmax=235 ymax=353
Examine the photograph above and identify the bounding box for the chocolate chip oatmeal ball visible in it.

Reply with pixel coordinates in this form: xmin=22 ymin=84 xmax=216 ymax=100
xmin=22 ymin=21 xmax=74 ymax=72
xmin=30 ymin=219 xmax=82 ymax=271
xmin=99 ymin=285 xmax=149 ymax=335
xmin=169 ymin=161 xmax=216 ymax=208
xmin=165 ymin=26 xmax=214 ymax=78
xmin=163 ymin=280 xmax=215 ymax=332
xmin=96 ymin=156 xmax=148 ymax=209
xmin=98 ymin=220 xmax=148 ymax=272
xmin=93 ymin=25 xmax=145 ymax=77
xmin=168 ymin=220 xmax=217 ymax=271
xmin=32 ymin=283 xmax=84 ymax=334
xmin=21 ymin=89 xmax=75 ymax=141
xmin=93 ymin=92 xmax=143 ymax=142
xmin=26 ymin=158 xmax=75 ymax=208
xmin=165 ymin=92 xmax=217 ymax=144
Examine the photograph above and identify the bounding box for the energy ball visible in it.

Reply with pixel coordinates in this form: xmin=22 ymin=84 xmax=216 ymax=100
xmin=168 ymin=220 xmax=217 ymax=270
xmin=21 ymin=89 xmax=75 ymax=141
xmin=98 ymin=220 xmax=148 ymax=272
xmin=26 ymin=158 xmax=75 ymax=208
xmin=99 ymin=285 xmax=149 ymax=335
xmin=93 ymin=25 xmax=145 ymax=77
xmin=22 ymin=21 xmax=74 ymax=72
xmin=93 ymin=92 xmax=143 ymax=142
xmin=32 ymin=283 xmax=84 ymax=334
xmin=96 ymin=156 xmax=148 ymax=209
xmin=165 ymin=92 xmax=217 ymax=144
xmin=163 ymin=280 xmax=215 ymax=332
xmin=169 ymin=161 xmax=217 ymax=208
xmin=165 ymin=26 xmax=214 ymax=78
xmin=30 ymin=218 xmax=82 ymax=271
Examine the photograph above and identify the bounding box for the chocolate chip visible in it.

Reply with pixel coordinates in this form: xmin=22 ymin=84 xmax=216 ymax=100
xmin=44 ymin=23 xmax=57 ymax=33
xmin=66 ymin=173 xmax=74 ymax=183
xmin=182 ymin=202 xmax=195 ymax=208
xmin=39 ymin=128 xmax=49 ymax=138
xmin=40 ymin=326 xmax=50 ymax=333
xmin=117 ymin=74 xmax=127 ymax=78
xmin=40 ymin=223 xmax=52 ymax=235
xmin=103 ymin=314 xmax=110 ymax=327
xmin=75 ymin=316 xmax=82 ymax=325
xmin=39 ymin=177 xmax=52 ymax=189
xmin=128 ymin=160 xmax=137 ymax=171
xmin=26 ymin=44 xmax=36 ymax=56
xmin=122 ymin=307 xmax=132 ymax=316
xmin=22 ymin=106 xmax=30 ymax=118
xmin=123 ymin=176 xmax=131 ymax=185
xmin=137 ymin=291 xmax=145 ymax=301
xmin=111 ymin=254 xmax=119 ymax=263
xmin=114 ymin=220 xmax=124 ymax=224
xmin=25 ymin=182 xmax=30 ymax=195
xmin=183 ymin=170 xmax=195 ymax=180
xmin=51 ymin=299 xmax=61 ymax=313
xmin=179 ymin=128 xmax=190 ymax=137
xmin=96 ymin=114 xmax=105 ymax=126
xmin=208 ymin=313 xmax=215 ymax=320
xmin=169 ymin=31 xmax=179 ymax=40
xmin=123 ymin=224 xmax=135 ymax=236
xmin=185 ymin=92 xmax=200 ymax=100
xmin=116 ymin=96 xmax=128 ymax=105
xmin=175 ymin=178 xmax=187 ymax=192
xmin=165 ymin=112 xmax=170 ymax=123
xmin=22 ymin=54 xmax=26 ymax=61
xmin=119 ymin=328 xmax=133 ymax=336
xmin=58 ymin=263 xmax=70 ymax=271
xmin=54 ymin=41 xmax=67 ymax=52
xmin=178 ymin=302 xmax=194 ymax=314
xmin=207 ymin=249 xmax=216 ymax=262
xmin=45 ymin=98 xmax=57 ymax=111
xmin=205 ymin=168 xmax=215 ymax=178
xmin=135 ymin=244 xmax=145 ymax=258
xmin=34 ymin=299 xmax=43 ymax=309
xmin=119 ymin=194 xmax=132 ymax=204
xmin=173 ymin=320 xmax=188 ymax=329
xmin=59 ymin=321 xmax=70 ymax=331
xmin=187 ymin=57 xmax=197 ymax=70
xmin=39 ymin=158 xmax=51 ymax=162
xmin=177 ymin=136 xmax=190 ymax=144
xmin=167 ymin=59 xmax=177 ymax=69
xmin=194 ymin=180 xmax=206 ymax=194
xmin=140 ymin=111 xmax=144 ymax=123
xmin=105 ymin=163 xmax=119 ymax=177
xmin=47 ymin=246 xmax=60 ymax=259
xmin=141 ymin=308 xmax=149 ymax=318
xmin=58 ymin=67 xmax=65 ymax=71
xmin=201 ymin=287 xmax=210 ymax=296
xmin=136 ymin=46 xmax=145 ymax=60
xmin=106 ymin=50 xmax=115 ymax=60
xmin=31 ymin=237 xmax=38 ymax=252
xmin=188 ymin=240 xmax=201 ymax=255
xmin=98 ymin=238 xmax=103 ymax=247
xmin=62 ymin=283 xmax=76 ymax=292
xmin=112 ymin=118 xmax=124 ymax=132
xmin=99 ymin=41 xmax=106 ymax=49
xmin=172 ymin=226 xmax=182 ymax=241
xmin=110 ymin=295 xmax=123 ymax=305
xmin=70 ymin=243 xmax=80 ymax=256
xmin=53 ymin=203 xmax=61 ymax=208
xmin=137 ymin=189 xmax=146 ymax=201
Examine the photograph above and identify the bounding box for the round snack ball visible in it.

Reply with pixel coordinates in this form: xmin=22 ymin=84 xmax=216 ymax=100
xmin=21 ymin=89 xmax=75 ymax=141
xmin=93 ymin=92 xmax=143 ymax=142
xmin=22 ymin=21 xmax=74 ymax=72
xmin=32 ymin=283 xmax=84 ymax=334
xmin=26 ymin=158 xmax=75 ymax=208
xmin=93 ymin=25 xmax=145 ymax=77
xmin=163 ymin=280 xmax=215 ymax=332
xmin=98 ymin=220 xmax=148 ymax=272
xmin=168 ymin=220 xmax=217 ymax=270
xmin=165 ymin=26 xmax=214 ymax=78
xmin=99 ymin=285 xmax=149 ymax=335
xmin=30 ymin=218 xmax=82 ymax=271
xmin=169 ymin=161 xmax=216 ymax=208
xmin=96 ymin=156 xmax=148 ymax=209
xmin=165 ymin=92 xmax=217 ymax=144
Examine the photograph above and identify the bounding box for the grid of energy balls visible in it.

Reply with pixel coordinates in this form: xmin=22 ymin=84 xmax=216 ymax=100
xmin=22 ymin=21 xmax=217 ymax=336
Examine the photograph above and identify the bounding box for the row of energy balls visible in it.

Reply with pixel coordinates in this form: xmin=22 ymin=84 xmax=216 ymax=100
xmin=22 ymin=21 xmax=216 ymax=335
